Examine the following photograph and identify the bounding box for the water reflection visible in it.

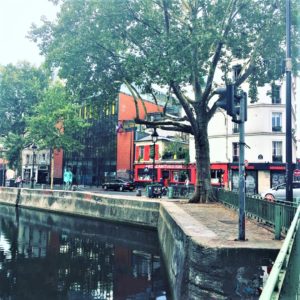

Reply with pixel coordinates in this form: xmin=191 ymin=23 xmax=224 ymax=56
xmin=0 ymin=205 xmax=170 ymax=300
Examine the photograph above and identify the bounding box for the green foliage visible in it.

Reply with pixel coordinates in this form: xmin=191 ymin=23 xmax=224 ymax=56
xmin=162 ymin=141 xmax=189 ymax=161
xmin=29 ymin=0 xmax=300 ymax=201
xmin=30 ymin=0 xmax=299 ymax=100
xmin=26 ymin=82 xmax=89 ymax=152
xmin=149 ymin=145 xmax=155 ymax=159
xmin=0 ymin=62 xmax=48 ymax=136
xmin=3 ymin=133 xmax=25 ymax=170
xmin=0 ymin=62 xmax=49 ymax=169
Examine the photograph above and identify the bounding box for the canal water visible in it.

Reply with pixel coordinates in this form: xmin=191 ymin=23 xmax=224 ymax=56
xmin=0 ymin=204 xmax=170 ymax=300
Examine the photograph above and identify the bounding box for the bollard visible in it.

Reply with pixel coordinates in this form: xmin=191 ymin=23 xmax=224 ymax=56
xmin=274 ymin=204 xmax=282 ymax=240
xmin=136 ymin=188 xmax=142 ymax=197
xmin=168 ymin=186 xmax=174 ymax=199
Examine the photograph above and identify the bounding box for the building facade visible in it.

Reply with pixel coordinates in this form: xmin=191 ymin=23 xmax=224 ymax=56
xmin=134 ymin=133 xmax=190 ymax=186
xmin=189 ymin=79 xmax=297 ymax=194
xmin=21 ymin=147 xmax=51 ymax=184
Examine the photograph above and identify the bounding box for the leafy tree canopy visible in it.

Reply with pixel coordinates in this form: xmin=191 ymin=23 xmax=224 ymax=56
xmin=0 ymin=62 xmax=49 ymax=136
xmin=30 ymin=0 xmax=300 ymax=202
xmin=26 ymin=82 xmax=89 ymax=152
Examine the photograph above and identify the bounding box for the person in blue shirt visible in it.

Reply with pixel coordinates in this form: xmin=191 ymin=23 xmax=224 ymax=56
xmin=63 ymin=167 xmax=73 ymax=190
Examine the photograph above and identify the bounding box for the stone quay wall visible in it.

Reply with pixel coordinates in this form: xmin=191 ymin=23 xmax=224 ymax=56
xmin=0 ymin=187 xmax=188 ymax=299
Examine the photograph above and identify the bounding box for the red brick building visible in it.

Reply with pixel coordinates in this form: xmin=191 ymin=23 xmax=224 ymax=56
xmin=116 ymin=92 xmax=163 ymax=179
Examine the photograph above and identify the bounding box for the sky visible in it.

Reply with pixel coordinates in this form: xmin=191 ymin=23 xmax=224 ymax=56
xmin=0 ymin=0 xmax=58 ymax=66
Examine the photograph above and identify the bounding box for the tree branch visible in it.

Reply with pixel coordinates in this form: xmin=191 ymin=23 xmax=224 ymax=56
xmin=170 ymin=81 xmax=197 ymax=134
xmin=134 ymin=117 xmax=193 ymax=134
xmin=202 ymin=0 xmax=239 ymax=103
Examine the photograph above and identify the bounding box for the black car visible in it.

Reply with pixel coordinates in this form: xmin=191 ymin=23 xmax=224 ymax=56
xmin=102 ymin=179 xmax=135 ymax=191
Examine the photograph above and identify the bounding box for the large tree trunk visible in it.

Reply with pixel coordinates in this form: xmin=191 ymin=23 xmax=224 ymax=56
xmin=189 ymin=122 xmax=213 ymax=203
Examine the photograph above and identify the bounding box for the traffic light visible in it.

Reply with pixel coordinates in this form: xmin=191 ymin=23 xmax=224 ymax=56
xmin=215 ymin=84 xmax=247 ymax=123
xmin=215 ymin=84 xmax=236 ymax=117
xmin=232 ymin=91 xmax=247 ymax=123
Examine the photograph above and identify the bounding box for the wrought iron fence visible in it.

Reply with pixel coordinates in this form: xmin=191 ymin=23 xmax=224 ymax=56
xmin=259 ymin=205 xmax=300 ymax=299
xmin=168 ymin=184 xmax=194 ymax=199
xmin=215 ymin=188 xmax=298 ymax=234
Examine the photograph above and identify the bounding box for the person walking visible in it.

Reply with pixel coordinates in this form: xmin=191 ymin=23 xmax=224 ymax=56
xmin=15 ymin=176 xmax=22 ymax=187
xmin=184 ymin=176 xmax=190 ymax=196
xmin=63 ymin=167 xmax=73 ymax=190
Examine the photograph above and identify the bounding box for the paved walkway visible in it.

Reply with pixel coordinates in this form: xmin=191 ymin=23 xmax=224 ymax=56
xmin=173 ymin=201 xmax=282 ymax=249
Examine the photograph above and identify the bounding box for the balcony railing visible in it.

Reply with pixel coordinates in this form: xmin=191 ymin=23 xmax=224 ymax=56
xmin=272 ymin=126 xmax=282 ymax=132
xmin=232 ymin=127 xmax=239 ymax=133
xmin=273 ymin=155 xmax=282 ymax=162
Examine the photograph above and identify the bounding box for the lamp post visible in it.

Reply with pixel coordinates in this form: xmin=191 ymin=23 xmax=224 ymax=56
xmin=151 ymin=128 xmax=158 ymax=183
xmin=285 ymin=0 xmax=293 ymax=202
xmin=0 ymin=148 xmax=5 ymax=186
xmin=31 ymin=144 xmax=37 ymax=189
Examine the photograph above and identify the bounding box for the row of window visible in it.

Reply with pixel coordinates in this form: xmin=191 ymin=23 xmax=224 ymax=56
xmin=24 ymin=152 xmax=49 ymax=165
xmin=233 ymin=141 xmax=283 ymax=162
xmin=232 ymin=112 xmax=283 ymax=133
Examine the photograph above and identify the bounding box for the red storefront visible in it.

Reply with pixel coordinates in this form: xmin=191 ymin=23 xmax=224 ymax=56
xmin=134 ymin=161 xmax=230 ymax=188
xmin=134 ymin=162 xmax=191 ymax=186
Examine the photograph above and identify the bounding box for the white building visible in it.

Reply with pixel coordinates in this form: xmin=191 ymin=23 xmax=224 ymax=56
xmin=22 ymin=147 xmax=51 ymax=185
xmin=190 ymin=78 xmax=297 ymax=194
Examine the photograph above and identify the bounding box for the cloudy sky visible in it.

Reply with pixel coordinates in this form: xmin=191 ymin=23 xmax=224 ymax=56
xmin=0 ymin=0 xmax=58 ymax=66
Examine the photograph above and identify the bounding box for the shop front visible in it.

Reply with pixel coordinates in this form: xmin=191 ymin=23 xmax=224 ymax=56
xmin=134 ymin=163 xmax=191 ymax=186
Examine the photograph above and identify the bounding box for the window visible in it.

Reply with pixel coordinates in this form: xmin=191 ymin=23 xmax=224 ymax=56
xmin=272 ymin=112 xmax=282 ymax=132
xmin=232 ymin=142 xmax=239 ymax=162
xmin=137 ymin=168 xmax=156 ymax=181
xmin=139 ymin=146 xmax=144 ymax=160
xmin=232 ymin=123 xmax=239 ymax=133
xmin=272 ymin=141 xmax=282 ymax=162
xmin=271 ymin=84 xmax=281 ymax=104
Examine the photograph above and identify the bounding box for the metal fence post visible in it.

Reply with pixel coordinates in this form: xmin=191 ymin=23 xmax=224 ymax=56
xmin=275 ymin=204 xmax=282 ymax=240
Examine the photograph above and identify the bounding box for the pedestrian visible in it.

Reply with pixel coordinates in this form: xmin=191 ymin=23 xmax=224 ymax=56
xmin=185 ymin=177 xmax=190 ymax=187
xmin=63 ymin=167 xmax=73 ymax=190
xmin=15 ymin=176 xmax=22 ymax=187
xmin=159 ymin=177 xmax=164 ymax=186
xmin=184 ymin=176 xmax=190 ymax=197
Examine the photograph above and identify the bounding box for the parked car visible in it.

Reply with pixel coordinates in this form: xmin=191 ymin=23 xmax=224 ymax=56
xmin=102 ymin=179 xmax=135 ymax=191
xmin=260 ymin=182 xmax=300 ymax=202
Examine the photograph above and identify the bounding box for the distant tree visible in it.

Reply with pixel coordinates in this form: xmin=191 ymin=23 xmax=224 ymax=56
xmin=30 ymin=0 xmax=300 ymax=202
xmin=3 ymin=133 xmax=25 ymax=171
xmin=26 ymin=82 xmax=89 ymax=189
xmin=0 ymin=62 xmax=48 ymax=172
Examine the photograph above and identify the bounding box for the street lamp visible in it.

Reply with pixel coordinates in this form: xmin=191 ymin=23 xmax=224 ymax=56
xmin=0 ymin=148 xmax=5 ymax=186
xmin=31 ymin=144 xmax=37 ymax=189
xmin=151 ymin=128 xmax=158 ymax=183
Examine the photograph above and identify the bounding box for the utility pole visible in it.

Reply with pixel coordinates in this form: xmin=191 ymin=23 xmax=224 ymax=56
xmin=238 ymin=93 xmax=246 ymax=240
xmin=215 ymin=64 xmax=247 ymax=241
xmin=285 ymin=0 xmax=293 ymax=202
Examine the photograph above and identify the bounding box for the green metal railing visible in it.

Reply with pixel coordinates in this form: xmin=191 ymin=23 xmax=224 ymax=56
xmin=167 ymin=184 xmax=194 ymax=199
xmin=259 ymin=204 xmax=300 ymax=299
xmin=216 ymin=189 xmax=298 ymax=237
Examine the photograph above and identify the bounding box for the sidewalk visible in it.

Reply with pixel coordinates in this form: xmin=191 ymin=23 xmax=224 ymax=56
xmin=173 ymin=202 xmax=282 ymax=249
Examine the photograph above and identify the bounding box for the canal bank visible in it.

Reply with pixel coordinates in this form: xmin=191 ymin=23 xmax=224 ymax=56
xmin=0 ymin=187 xmax=282 ymax=300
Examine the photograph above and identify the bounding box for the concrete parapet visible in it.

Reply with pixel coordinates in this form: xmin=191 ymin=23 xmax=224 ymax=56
xmin=0 ymin=187 xmax=160 ymax=228
xmin=0 ymin=187 xmax=20 ymax=206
